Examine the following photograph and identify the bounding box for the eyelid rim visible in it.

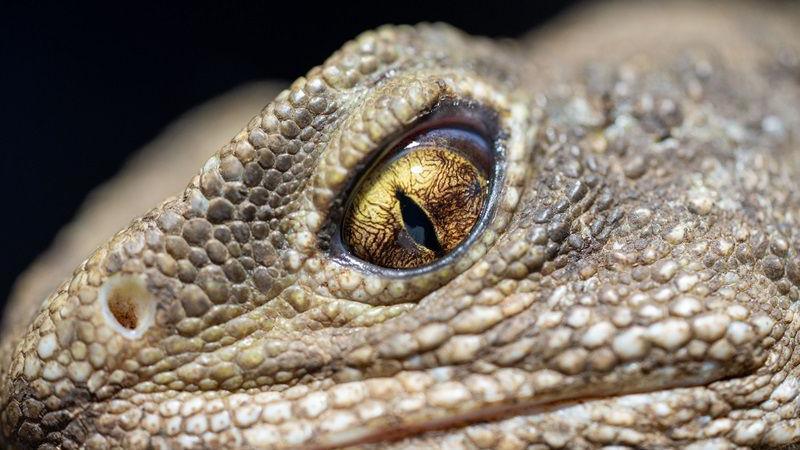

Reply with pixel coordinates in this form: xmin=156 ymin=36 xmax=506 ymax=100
xmin=380 ymin=125 xmax=494 ymax=180
xmin=329 ymin=98 xmax=507 ymax=278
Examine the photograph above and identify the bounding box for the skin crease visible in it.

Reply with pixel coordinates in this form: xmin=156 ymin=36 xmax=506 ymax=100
xmin=1 ymin=2 xmax=800 ymax=449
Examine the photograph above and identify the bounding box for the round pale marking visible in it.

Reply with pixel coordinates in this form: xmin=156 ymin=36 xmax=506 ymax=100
xmin=98 ymin=273 xmax=157 ymax=340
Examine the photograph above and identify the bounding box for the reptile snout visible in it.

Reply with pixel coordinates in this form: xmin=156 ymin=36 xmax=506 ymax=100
xmin=0 ymin=265 xmax=123 ymax=448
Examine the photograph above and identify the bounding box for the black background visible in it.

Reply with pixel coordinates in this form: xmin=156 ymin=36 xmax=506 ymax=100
xmin=0 ymin=1 xmax=577 ymax=306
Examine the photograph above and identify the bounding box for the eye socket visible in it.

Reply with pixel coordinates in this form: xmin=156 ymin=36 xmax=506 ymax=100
xmin=342 ymin=126 xmax=493 ymax=269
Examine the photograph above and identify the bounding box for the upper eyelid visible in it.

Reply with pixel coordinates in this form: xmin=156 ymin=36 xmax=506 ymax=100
xmin=382 ymin=126 xmax=494 ymax=176
xmin=306 ymin=78 xmax=443 ymax=213
xmin=307 ymin=69 xmax=510 ymax=216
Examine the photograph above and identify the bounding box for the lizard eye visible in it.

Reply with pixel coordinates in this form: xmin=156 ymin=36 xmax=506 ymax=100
xmin=341 ymin=125 xmax=493 ymax=269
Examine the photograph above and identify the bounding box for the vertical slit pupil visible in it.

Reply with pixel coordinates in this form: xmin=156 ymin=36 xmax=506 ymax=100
xmin=396 ymin=190 xmax=443 ymax=255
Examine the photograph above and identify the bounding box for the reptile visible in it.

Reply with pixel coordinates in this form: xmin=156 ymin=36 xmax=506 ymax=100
xmin=2 ymin=2 xmax=800 ymax=449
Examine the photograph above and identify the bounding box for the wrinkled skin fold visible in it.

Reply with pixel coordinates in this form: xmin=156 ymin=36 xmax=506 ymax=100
xmin=2 ymin=2 xmax=800 ymax=449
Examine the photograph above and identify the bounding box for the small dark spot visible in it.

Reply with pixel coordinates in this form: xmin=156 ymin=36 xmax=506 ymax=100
xmin=595 ymin=191 xmax=614 ymax=210
xmin=275 ymin=154 xmax=294 ymax=172
xmin=41 ymin=411 xmax=71 ymax=429
xmin=547 ymin=219 xmax=570 ymax=243
xmin=736 ymin=243 xmax=754 ymax=263
xmin=567 ymin=181 xmax=589 ymax=203
xmin=18 ymin=421 xmax=43 ymax=444
xmin=243 ymin=162 xmax=264 ymax=187
xmin=208 ymin=198 xmax=235 ymax=223
xmin=182 ymin=218 xmax=212 ymax=244
xmin=590 ymin=217 xmax=606 ymax=236
xmin=763 ymin=255 xmax=785 ymax=281
xmin=223 ymin=183 xmax=248 ymax=204
xmin=248 ymin=187 xmax=270 ymax=206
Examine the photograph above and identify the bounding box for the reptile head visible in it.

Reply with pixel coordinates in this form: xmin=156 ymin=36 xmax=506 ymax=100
xmin=2 ymin=4 xmax=800 ymax=449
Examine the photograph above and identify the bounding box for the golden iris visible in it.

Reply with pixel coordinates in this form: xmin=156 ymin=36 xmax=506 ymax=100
xmin=342 ymin=139 xmax=489 ymax=269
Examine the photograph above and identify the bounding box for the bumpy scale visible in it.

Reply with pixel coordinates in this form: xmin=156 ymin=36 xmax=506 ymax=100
xmin=1 ymin=2 xmax=800 ymax=449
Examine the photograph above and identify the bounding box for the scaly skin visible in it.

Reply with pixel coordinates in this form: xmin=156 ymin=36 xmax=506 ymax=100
xmin=2 ymin=3 xmax=800 ymax=449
